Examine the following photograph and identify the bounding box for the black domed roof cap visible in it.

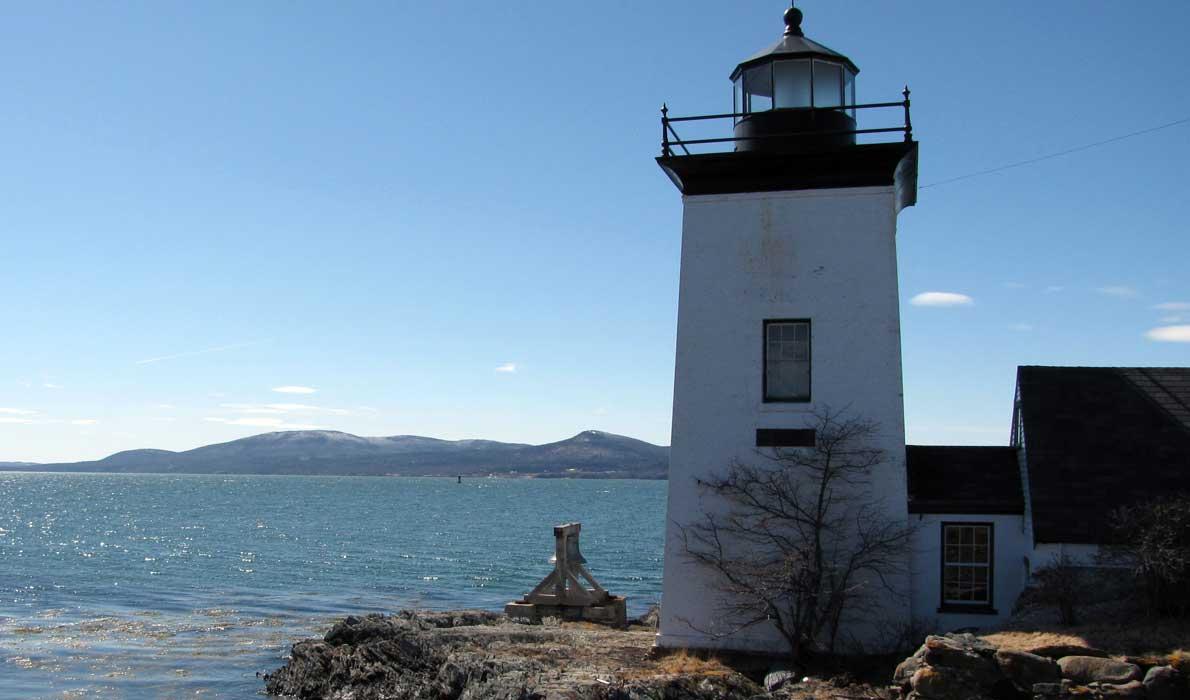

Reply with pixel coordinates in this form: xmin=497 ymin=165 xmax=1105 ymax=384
xmin=729 ymin=10 xmax=859 ymax=81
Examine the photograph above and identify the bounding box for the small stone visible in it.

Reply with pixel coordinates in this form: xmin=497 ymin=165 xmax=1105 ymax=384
xmin=634 ymin=604 xmax=660 ymax=629
xmin=1058 ymin=656 xmax=1142 ymax=685
xmin=1098 ymin=680 xmax=1146 ymax=699
xmin=1145 ymin=665 xmax=1187 ymax=700
xmin=764 ymin=668 xmax=799 ymax=692
xmin=1031 ymin=681 xmax=1064 ymax=696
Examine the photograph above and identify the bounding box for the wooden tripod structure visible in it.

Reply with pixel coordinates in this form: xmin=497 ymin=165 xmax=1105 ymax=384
xmin=505 ymin=523 xmax=627 ymax=626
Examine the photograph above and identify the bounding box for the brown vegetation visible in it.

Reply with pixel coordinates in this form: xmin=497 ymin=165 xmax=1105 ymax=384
xmin=984 ymin=610 xmax=1189 ymax=663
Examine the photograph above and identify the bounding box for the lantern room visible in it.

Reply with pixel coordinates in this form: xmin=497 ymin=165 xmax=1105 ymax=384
xmin=730 ymin=6 xmax=860 ymax=152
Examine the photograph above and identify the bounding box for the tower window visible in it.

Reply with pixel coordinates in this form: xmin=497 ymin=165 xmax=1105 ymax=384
xmin=940 ymin=523 xmax=994 ymax=610
xmin=764 ymin=320 xmax=811 ymax=402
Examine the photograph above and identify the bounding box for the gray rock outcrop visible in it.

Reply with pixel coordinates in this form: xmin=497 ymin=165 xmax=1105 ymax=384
xmin=264 ymin=610 xmax=764 ymax=700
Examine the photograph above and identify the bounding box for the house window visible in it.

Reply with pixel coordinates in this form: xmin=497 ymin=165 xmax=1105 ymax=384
xmin=764 ymin=320 xmax=810 ymax=402
xmin=941 ymin=523 xmax=993 ymax=608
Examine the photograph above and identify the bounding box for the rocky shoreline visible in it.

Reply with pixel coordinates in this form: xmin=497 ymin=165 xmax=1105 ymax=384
xmin=264 ymin=611 xmax=1189 ymax=700
xmin=262 ymin=609 xmax=768 ymax=699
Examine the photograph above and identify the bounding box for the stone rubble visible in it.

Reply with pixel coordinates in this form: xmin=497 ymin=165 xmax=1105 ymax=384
xmin=891 ymin=634 xmax=1187 ymax=700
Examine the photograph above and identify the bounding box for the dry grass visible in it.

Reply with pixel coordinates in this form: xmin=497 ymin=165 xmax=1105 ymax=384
xmin=640 ymin=649 xmax=735 ymax=678
xmin=983 ymin=618 xmax=1190 ymax=660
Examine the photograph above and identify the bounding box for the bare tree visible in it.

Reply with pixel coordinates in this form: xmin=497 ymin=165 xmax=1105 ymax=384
xmin=678 ymin=407 xmax=912 ymax=661
xmin=1101 ymin=494 xmax=1190 ymax=619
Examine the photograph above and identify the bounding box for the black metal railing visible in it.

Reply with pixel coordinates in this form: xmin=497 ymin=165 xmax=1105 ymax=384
xmin=661 ymin=86 xmax=912 ymax=157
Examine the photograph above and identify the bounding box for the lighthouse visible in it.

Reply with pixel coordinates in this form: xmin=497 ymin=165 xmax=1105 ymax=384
xmin=656 ymin=6 xmax=918 ymax=652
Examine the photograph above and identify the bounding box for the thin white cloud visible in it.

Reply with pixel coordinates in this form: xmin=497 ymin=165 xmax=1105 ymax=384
xmin=205 ymin=416 xmax=285 ymax=427
xmin=0 ymin=408 xmax=37 ymax=416
xmin=0 ymin=417 xmax=36 ymax=425
xmin=910 ymin=292 xmax=974 ymax=308
xmin=155 ymin=403 xmax=177 ymax=410
xmin=149 ymin=417 xmax=177 ymax=423
xmin=1043 ymin=285 xmax=1064 ymax=293
xmin=1009 ymin=323 xmax=1034 ymax=332
xmin=204 ymin=417 xmax=325 ymax=430
xmin=272 ymin=386 xmax=317 ymax=394
xmin=220 ymin=402 xmax=350 ymax=416
xmin=42 ymin=383 xmax=63 ymax=390
xmin=220 ymin=403 xmax=286 ymax=415
xmin=1160 ymin=315 xmax=1186 ymax=324
xmin=1154 ymin=302 xmax=1190 ymax=311
xmin=71 ymin=419 xmax=99 ymax=426
xmin=1003 ymin=282 xmax=1027 ymax=289
xmin=495 ymin=363 xmax=518 ymax=373
xmin=136 ymin=340 xmax=266 ymax=365
xmin=1146 ymin=325 xmax=1190 ymax=343
xmin=1097 ymin=285 xmax=1140 ymax=299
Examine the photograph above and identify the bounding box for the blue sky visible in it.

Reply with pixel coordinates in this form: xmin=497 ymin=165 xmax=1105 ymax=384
xmin=2 ymin=1 xmax=1188 ymax=462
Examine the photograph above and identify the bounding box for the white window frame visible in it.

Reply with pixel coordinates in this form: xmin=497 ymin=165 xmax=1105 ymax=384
xmin=941 ymin=523 xmax=994 ymax=608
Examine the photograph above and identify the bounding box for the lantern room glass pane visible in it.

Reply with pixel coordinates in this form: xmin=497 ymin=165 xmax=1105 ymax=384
xmin=844 ymin=69 xmax=856 ymax=118
xmin=773 ymin=60 xmax=812 ymax=109
xmin=813 ymin=61 xmax=842 ymax=109
xmin=744 ymin=65 xmax=773 ymax=113
xmin=733 ymin=77 xmax=742 ymax=123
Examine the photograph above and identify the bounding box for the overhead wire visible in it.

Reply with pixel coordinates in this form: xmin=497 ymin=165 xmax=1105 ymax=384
xmin=919 ymin=116 xmax=1190 ymax=190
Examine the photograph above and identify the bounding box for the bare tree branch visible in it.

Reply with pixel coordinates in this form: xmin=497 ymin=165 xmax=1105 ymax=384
xmin=678 ymin=406 xmax=913 ymax=661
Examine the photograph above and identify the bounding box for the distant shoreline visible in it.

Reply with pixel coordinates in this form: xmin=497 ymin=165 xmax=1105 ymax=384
xmin=0 ymin=469 xmax=667 ymax=480
xmin=3 ymin=428 xmax=670 ymax=480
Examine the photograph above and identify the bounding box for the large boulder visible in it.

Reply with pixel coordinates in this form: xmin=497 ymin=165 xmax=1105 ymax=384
xmin=993 ymin=649 xmax=1060 ymax=692
xmin=892 ymin=635 xmax=1003 ymax=700
xmin=921 ymin=635 xmax=1002 ymax=687
xmin=1057 ymin=656 xmax=1143 ymax=685
xmin=1145 ymin=665 xmax=1188 ymax=700
xmin=894 ymin=647 xmax=927 ymax=687
xmin=909 ymin=666 xmax=986 ymax=700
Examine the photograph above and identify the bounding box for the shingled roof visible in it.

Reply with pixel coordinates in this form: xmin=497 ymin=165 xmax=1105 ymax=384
xmin=906 ymin=446 xmax=1023 ymax=515
xmin=1016 ymin=366 xmax=1190 ymax=544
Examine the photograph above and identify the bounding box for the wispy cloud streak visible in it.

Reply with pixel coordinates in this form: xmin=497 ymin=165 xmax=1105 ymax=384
xmin=1097 ymin=285 xmax=1140 ymax=299
xmin=272 ymin=386 xmax=317 ymax=395
xmin=136 ymin=341 xmax=267 ymax=365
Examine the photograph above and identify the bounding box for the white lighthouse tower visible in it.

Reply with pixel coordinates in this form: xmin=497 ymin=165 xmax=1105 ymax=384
xmin=656 ymin=6 xmax=918 ymax=652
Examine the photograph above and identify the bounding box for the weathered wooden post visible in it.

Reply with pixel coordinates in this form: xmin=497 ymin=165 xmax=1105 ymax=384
xmin=506 ymin=523 xmax=627 ymax=627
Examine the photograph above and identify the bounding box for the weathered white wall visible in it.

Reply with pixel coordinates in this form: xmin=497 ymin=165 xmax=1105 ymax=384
xmin=658 ymin=186 xmax=911 ymax=653
xmin=908 ymin=513 xmax=1030 ymax=632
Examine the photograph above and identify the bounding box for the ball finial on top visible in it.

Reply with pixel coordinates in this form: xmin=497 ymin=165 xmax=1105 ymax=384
xmin=784 ymin=4 xmax=804 ymax=37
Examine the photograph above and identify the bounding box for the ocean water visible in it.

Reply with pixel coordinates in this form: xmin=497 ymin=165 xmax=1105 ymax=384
xmin=0 ymin=473 xmax=666 ymax=699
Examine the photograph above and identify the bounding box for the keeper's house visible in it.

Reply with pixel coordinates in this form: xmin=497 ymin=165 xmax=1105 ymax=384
xmin=907 ymin=366 xmax=1190 ymax=630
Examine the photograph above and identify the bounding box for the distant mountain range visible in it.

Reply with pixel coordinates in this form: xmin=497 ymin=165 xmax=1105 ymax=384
xmin=4 ymin=430 xmax=670 ymax=479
